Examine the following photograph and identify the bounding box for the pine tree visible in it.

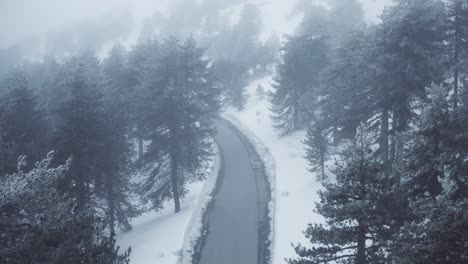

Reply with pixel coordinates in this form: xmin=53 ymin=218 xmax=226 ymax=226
xmin=212 ymin=58 xmax=248 ymax=110
xmin=392 ymin=84 xmax=468 ymax=263
xmin=0 ymin=71 xmax=48 ymax=176
xmin=100 ymin=45 xmax=139 ymax=234
xmin=256 ymin=84 xmax=265 ymax=100
xmin=296 ymin=0 xmax=364 ymax=46
xmin=139 ymin=37 xmax=220 ymax=213
xmin=290 ymin=133 xmax=396 ymax=264
xmin=317 ymin=26 xmax=379 ymax=143
xmin=257 ymin=33 xmax=280 ymax=74
xmin=127 ymin=39 xmax=159 ymax=159
xmin=317 ymin=0 xmax=448 ymax=165
xmin=304 ymin=120 xmax=329 ymax=181
xmin=393 ymin=189 xmax=468 ymax=264
xmin=446 ymin=0 xmax=468 ymax=109
xmin=402 ymin=85 xmax=452 ymax=199
xmin=207 ymin=4 xmax=262 ymax=71
xmin=270 ymin=35 xmax=329 ymax=135
xmin=328 ymin=0 xmax=365 ymax=44
xmin=22 ymin=57 xmax=61 ymax=110
xmin=378 ymin=0 xmax=447 ymax=137
xmin=0 ymin=152 xmax=130 ymax=264
xmin=293 ymin=2 xmax=468 ymax=263
xmin=53 ymin=61 xmax=104 ymax=207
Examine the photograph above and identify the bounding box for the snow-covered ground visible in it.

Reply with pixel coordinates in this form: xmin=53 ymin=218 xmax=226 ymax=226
xmin=117 ymin=147 xmax=220 ymax=264
xmin=224 ymin=75 xmax=325 ymax=264
xmin=118 ymin=75 xmax=325 ymax=264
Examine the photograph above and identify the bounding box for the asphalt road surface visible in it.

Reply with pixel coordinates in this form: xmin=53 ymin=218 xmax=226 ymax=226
xmin=198 ymin=119 xmax=268 ymax=264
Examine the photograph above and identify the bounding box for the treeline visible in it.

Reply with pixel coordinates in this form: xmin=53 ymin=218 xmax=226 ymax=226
xmin=0 ymin=33 xmax=269 ymax=263
xmin=270 ymin=0 xmax=468 ymax=263
xmin=207 ymin=4 xmax=280 ymax=110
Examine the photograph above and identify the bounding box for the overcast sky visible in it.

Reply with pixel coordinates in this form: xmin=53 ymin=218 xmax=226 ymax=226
xmin=0 ymin=0 xmax=392 ymax=56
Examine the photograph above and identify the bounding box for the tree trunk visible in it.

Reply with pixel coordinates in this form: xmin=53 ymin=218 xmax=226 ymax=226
xmin=137 ymin=124 xmax=144 ymax=159
xmin=333 ymin=125 xmax=339 ymax=145
xmin=392 ymin=107 xmax=405 ymax=178
xmin=293 ymin=92 xmax=300 ymax=131
xmin=356 ymin=221 xmax=367 ymax=264
xmin=170 ymin=154 xmax=181 ymax=213
xmin=454 ymin=4 xmax=460 ymax=109
xmin=138 ymin=137 xmax=143 ymax=159
xmin=380 ymin=107 xmax=390 ymax=174
xmin=0 ymin=142 xmax=4 ymax=175
xmin=320 ymin=151 xmax=325 ymax=181
xmin=107 ymin=174 xmax=115 ymax=235
xmin=356 ymin=144 xmax=367 ymax=264
xmin=389 ymin=110 xmax=396 ymax=164
xmin=75 ymin=154 xmax=86 ymax=208
xmin=454 ymin=67 xmax=459 ymax=109
xmin=167 ymin=93 xmax=182 ymax=214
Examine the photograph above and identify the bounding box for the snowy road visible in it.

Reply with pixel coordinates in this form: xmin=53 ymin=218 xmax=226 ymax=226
xmin=197 ymin=119 xmax=269 ymax=264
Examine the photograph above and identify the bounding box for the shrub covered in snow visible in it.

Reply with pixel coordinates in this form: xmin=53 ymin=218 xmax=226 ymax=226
xmin=0 ymin=152 xmax=130 ymax=264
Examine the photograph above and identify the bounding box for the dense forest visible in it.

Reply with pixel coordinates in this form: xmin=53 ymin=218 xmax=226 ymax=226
xmin=0 ymin=2 xmax=277 ymax=262
xmin=269 ymin=0 xmax=468 ymax=263
xmin=1 ymin=0 xmax=468 ymax=263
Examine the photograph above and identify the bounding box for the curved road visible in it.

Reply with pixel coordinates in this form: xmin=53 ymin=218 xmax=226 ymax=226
xmin=198 ymin=119 xmax=269 ymax=264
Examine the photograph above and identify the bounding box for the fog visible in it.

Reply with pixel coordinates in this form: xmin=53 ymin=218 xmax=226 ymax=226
xmin=4 ymin=1 xmax=465 ymax=264
xmin=0 ymin=0 xmax=390 ymax=60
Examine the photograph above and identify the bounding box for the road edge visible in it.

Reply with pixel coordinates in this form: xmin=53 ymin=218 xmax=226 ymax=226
xmin=177 ymin=142 xmax=222 ymax=264
xmin=221 ymin=114 xmax=276 ymax=264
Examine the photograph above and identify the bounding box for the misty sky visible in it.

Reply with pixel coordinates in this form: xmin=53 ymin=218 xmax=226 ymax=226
xmin=0 ymin=0 xmax=392 ymax=57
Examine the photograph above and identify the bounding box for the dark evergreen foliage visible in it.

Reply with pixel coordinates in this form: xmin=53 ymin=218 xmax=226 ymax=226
xmin=0 ymin=72 xmax=48 ymax=176
xmin=304 ymin=122 xmax=329 ymax=181
xmin=446 ymin=0 xmax=468 ymax=109
xmin=100 ymin=45 xmax=140 ymax=233
xmin=138 ymin=37 xmax=220 ymax=213
xmin=295 ymin=1 xmax=468 ymax=263
xmin=53 ymin=61 xmax=104 ymax=207
xmin=391 ymin=85 xmax=468 ymax=263
xmin=212 ymin=58 xmax=249 ymax=110
xmin=291 ymin=135 xmax=395 ymax=264
xmin=2 ymin=0 xmax=468 ymax=262
xmin=270 ymin=35 xmax=329 ymax=135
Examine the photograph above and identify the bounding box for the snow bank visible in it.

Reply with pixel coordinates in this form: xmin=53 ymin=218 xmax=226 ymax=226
xmin=117 ymin=146 xmax=220 ymax=264
xmin=224 ymin=75 xmax=326 ymax=264
xmin=177 ymin=144 xmax=221 ymax=264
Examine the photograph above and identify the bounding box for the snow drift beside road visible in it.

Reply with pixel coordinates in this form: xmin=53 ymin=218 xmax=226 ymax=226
xmin=117 ymin=146 xmax=220 ymax=264
xmin=224 ymin=75 xmax=325 ymax=264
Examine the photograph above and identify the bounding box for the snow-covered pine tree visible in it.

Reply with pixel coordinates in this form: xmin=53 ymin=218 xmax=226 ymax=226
xmin=139 ymin=37 xmax=220 ymax=213
xmin=392 ymin=84 xmax=468 ymax=263
xmin=0 ymin=152 xmax=130 ymax=264
xmin=401 ymin=85 xmax=452 ymax=199
xmin=289 ymin=132 xmax=396 ymax=264
xmin=269 ymin=35 xmax=328 ymax=135
xmin=393 ymin=194 xmax=468 ymax=264
xmin=304 ymin=120 xmax=329 ymax=181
